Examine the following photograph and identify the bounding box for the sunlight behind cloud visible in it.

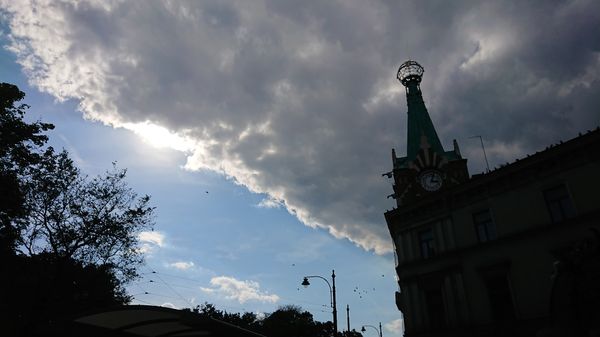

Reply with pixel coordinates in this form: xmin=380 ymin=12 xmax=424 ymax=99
xmin=3 ymin=0 xmax=599 ymax=261
xmin=124 ymin=122 xmax=196 ymax=152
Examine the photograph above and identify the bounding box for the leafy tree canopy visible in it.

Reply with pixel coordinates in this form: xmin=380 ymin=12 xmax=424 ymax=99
xmin=0 ymin=82 xmax=54 ymax=169
xmin=190 ymin=302 xmax=362 ymax=337
xmin=1 ymin=253 xmax=129 ymax=336
xmin=20 ymin=147 xmax=155 ymax=281
xmin=0 ymin=82 xmax=54 ymax=252
xmin=1 ymin=83 xmax=155 ymax=336
xmin=1 ymin=82 xmax=155 ymax=283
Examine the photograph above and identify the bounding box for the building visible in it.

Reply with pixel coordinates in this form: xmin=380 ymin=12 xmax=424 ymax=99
xmin=384 ymin=60 xmax=600 ymax=336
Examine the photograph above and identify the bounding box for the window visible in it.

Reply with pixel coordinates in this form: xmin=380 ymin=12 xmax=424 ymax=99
xmin=482 ymin=272 xmax=516 ymax=322
xmin=424 ymin=287 xmax=446 ymax=329
xmin=543 ymin=184 xmax=576 ymax=223
xmin=419 ymin=228 xmax=435 ymax=258
xmin=473 ymin=209 xmax=497 ymax=242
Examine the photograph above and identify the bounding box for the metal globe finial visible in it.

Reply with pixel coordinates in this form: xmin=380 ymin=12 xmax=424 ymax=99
xmin=397 ymin=60 xmax=424 ymax=86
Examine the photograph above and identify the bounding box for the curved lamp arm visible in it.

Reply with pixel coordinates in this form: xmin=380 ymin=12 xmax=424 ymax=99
xmin=301 ymin=270 xmax=338 ymax=336
xmin=302 ymin=275 xmax=333 ymax=307
xmin=361 ymin=324 xmax=382 ymax=337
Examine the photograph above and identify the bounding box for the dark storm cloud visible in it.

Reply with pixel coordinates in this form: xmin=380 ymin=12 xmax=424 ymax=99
xmin=2 ymin=0 xmax=598 ymax=253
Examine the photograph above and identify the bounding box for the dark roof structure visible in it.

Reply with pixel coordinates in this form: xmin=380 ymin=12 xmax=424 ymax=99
xmin=62 ymin=305 xmax=266 ymax=337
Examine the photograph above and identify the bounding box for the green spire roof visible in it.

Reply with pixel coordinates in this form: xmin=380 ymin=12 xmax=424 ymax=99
xmin=405 ymin=82 xmax=445 ymax=160
xmin=394 ymin=60 xmax=457 ymax=168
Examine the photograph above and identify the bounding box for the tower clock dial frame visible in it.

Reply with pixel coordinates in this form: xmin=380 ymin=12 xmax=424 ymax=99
xmin=419 ymin=170 xmax=443 ymax=192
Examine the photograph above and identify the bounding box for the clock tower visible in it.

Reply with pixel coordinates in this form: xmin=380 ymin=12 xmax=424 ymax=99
xmin=385 ymin=60 xmax=469 ymax=206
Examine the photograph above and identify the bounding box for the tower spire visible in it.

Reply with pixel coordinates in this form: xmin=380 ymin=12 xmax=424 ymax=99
xmin=385 ymin=60 xmax=469 ymax=206
xmin=397 ymin=60 xmax=445 ymax=162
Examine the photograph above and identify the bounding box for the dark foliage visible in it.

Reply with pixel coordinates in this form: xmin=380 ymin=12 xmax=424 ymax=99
xmin=0 ymin=253 xmax=128 ymax=336
xmin=1 ymin=82 xmax=154 ymax=282
xmin=192 ymin=303 xmax=261 ymax=330
xmin=0 ymin=83 xmax=154 ymax=336
xmin=261 ymin=305 xmax=329 ymax=337
xmin=20 ymin=147 xmax=155 ymax=282
xmin=0 ymin=82 xmax=54 ymax=253
xmin=190 ymin=302 xmax=362 ymax=337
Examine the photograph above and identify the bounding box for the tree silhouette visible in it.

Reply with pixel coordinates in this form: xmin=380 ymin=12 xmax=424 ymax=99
xmin=190 ymin=303 xmax=358 ymax=337
xmin=1 ymin=83 xmax=154 ymax=336
xmin=261 ymin=305 xmax=321 ymax=337
xmin=20 ymin=147 xmax=155 ymax=282
xmin=0 ymin=82 xmax=53 ymax=254
xmin=2 ymin=253 xmax=129 ymax=336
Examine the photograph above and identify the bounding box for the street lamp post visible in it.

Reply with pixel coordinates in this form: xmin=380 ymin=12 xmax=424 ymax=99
xmin=361 ymin=322 xmax=383 ymax=337
xmin=301 ymin=270 xmax=338 ymax=335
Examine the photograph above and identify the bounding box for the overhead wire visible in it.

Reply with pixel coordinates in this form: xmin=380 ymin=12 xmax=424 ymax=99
xmin=133 ymin=265 xmax=340 ymax=316
xmin=139 ymin=266 xmax=331 ymax=308
xmin=144 ymin=265 xmax=192 ymax=306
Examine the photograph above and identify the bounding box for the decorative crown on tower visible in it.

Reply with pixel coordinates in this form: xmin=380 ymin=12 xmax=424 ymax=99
xmin=397 ymin=60 xmax=424 ymax=86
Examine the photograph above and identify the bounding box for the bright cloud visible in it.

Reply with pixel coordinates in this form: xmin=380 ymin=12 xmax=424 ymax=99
xmin=2 ymin=0 xmax=598 ymax=255
xmin=138 ymin=231 xmax=165 ymax=246
xmin=168 ymin=261 xmax=195 ymax=270
xmin=257 ymin=197 xmax=283 ymax=209
xmin=124 ymin=121 xmax=196 ymax=152
xmin=161 ymin=302 xmax=177 ymax=309
xmin=384 ymin=318 xmax=404 ymax=334
xmin=138 ymin=231 xmax=165 ymax=253
xmin=200 ymin=276 xmax=280 ymax=304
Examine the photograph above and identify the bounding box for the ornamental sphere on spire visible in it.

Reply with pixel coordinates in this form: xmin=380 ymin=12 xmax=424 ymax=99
xmin=397 ymin=60 xmax=424 ymax=86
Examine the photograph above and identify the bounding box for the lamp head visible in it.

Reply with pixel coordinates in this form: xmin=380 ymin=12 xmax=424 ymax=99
xmin=397 ymin=60 xmax=424 ymax=86
xmin=301 ymin=277 xmax=310 ymax=288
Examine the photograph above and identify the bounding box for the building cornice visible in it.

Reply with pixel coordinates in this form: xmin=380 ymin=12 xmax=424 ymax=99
xmin=385 ymin=128 xmax=600 ymax=230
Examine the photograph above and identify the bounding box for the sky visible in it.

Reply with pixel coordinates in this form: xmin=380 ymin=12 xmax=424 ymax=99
xmin=1 ymin=1 xmax=599 ymax=336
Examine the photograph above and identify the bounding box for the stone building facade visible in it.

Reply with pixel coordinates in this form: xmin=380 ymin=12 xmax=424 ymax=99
xmin=384 ymin=60 xmax=600 ymax=336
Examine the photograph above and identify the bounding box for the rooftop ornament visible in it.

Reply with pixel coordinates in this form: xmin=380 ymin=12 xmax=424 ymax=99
xmin=397 ymin=60 xmax=424 ymax=86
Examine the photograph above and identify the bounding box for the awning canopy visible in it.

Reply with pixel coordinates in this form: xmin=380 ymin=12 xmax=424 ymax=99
xmin=69 ymin=305 xmax=266 ymax=337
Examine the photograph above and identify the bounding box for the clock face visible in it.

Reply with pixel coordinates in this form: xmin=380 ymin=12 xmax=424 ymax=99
xmin=419 ymin=170 xmax=443 ymax=192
